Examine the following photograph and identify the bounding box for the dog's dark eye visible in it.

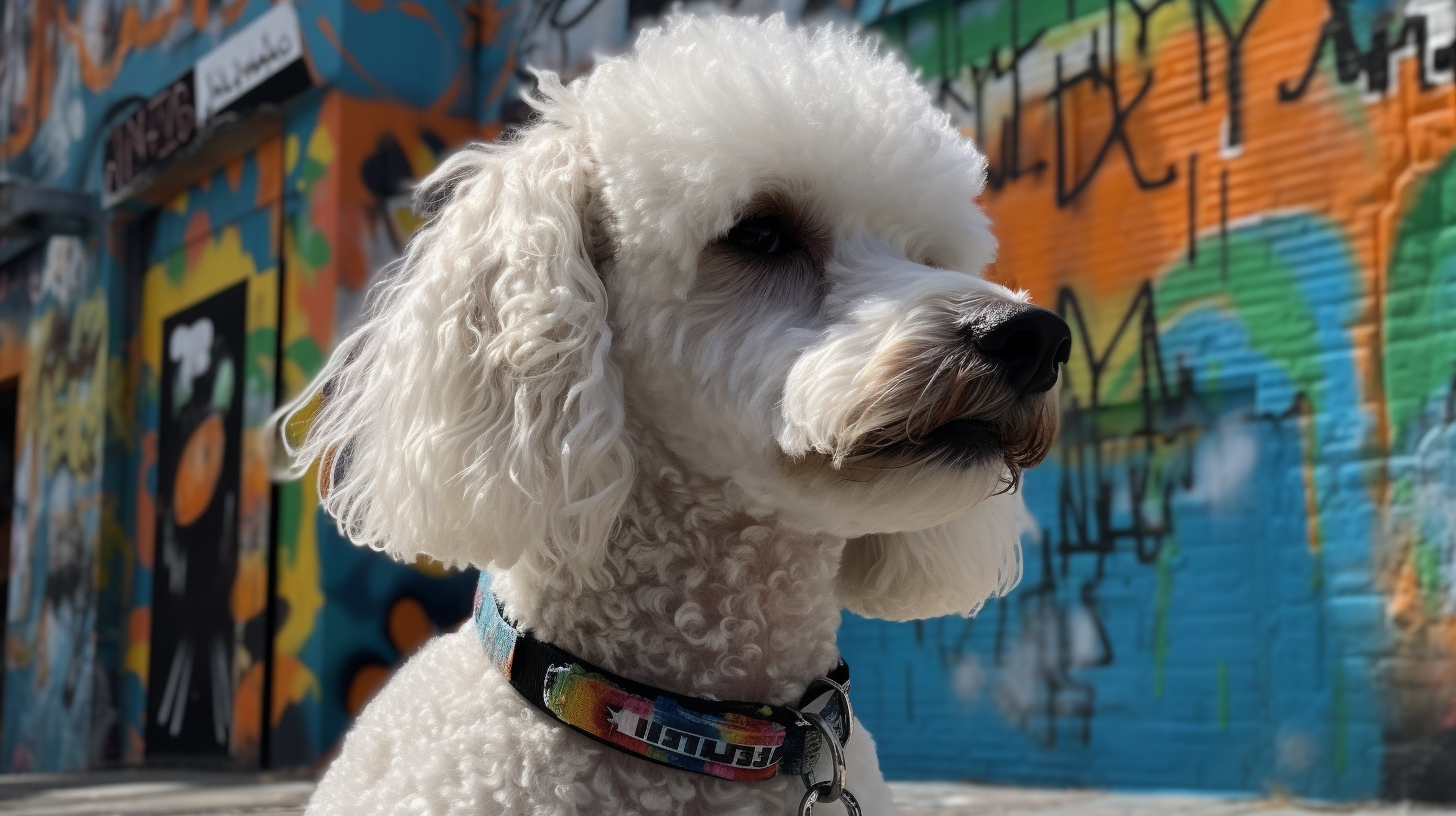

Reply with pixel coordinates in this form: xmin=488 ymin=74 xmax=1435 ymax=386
xmin=726 ymin=217 xmax=795 ymax=256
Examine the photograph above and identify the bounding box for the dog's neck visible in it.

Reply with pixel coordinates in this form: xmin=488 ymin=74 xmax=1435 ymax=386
xmin=490 ymin=454 xmax=847 ymax=707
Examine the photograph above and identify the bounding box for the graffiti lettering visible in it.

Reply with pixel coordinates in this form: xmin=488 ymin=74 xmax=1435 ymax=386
xmin=1048 ymin=34 xmax=1178 ymax=206
xmin=932 ymin=0 xmax=1048 ymax=190
xmin=1055 ymin=284 xmax=1197 ymax=567
xmin=1192 ymin=0 xmax=1270 ymax=149
xmin=901 ymin=0 xmax=1367 ymax=204
xmin=102 ymin=75 xmax=196 ymax=197
xmin=1280 ymin=0 xmax=1456 ymax=101
xmin=908 ymin=0 xmax=1273 ymax=204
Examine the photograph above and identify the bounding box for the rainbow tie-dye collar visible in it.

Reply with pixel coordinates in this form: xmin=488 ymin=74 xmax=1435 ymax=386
xmin=473 ymin=571 xmax=851 ymax=783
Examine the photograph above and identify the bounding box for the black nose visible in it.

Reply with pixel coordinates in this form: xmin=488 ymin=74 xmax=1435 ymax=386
xmin=970 ymin=304 xmax=1072 ymax=395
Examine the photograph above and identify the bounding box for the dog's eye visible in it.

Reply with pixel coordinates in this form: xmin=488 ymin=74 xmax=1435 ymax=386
xmin=726 ymin=217 xmax=795 ymax=256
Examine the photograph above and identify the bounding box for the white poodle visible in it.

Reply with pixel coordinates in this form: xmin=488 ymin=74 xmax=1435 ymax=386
xmin=285 ymin=13 xmax=1068 ymax=815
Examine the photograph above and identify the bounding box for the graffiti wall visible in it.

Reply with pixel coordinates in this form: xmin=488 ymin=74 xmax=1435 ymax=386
xmin=1 ymin=0 xmax=489 ymax=769
xmin=1 ymin=237 xmax=108 ymax=772
xmin=837 ymin=0 xmax=1456 ymax=802
xmin=3 ymin=0 xmax=1454 ymax=800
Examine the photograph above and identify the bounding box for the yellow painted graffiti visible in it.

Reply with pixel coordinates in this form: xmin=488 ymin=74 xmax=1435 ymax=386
xmin=33 ymin=292 xmax=107 ymax=480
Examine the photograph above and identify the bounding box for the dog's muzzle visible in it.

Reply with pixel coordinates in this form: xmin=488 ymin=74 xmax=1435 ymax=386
xmin=848 ymin=303 xmax=1069 ymax=473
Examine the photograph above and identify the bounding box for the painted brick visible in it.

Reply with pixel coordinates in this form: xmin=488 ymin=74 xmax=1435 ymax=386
xmin=841 ymin=0 xmax=1456 ymax=803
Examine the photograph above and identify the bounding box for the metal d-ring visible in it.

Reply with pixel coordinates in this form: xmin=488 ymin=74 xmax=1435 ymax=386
xmin=800 ymin=676 xmax=853 ymax=746
xmin=799 ymin=711 xmax=847 ymax=803
xmin=799 ymin=782 xmax=862 ymax=816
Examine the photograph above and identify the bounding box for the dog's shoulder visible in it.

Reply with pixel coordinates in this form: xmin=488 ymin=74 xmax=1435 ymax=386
xmin=307 ymin=627 xmax=569 ymax=815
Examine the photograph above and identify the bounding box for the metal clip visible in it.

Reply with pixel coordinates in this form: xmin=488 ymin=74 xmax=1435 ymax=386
xmin=796 ymin=710 xmax=858 ymax=813
xmin=800 ymin=676 xmax=853 ymax=746
xmin=794 ymin=674 xmax=858 ymax=813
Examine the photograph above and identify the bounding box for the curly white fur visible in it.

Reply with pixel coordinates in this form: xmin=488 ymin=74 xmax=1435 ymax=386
xmin=287 ymin=13 xmax=1063 ymax=815
xmin=284 ymin=115 xmax=632 ymax=577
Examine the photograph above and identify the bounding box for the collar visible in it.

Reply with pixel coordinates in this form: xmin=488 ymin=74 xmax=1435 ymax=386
xmin=473 ymin=571 xmax=851 ymax=783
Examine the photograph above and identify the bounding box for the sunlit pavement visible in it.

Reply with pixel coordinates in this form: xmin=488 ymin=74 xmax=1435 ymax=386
xmin=891 ymin=783 xmax=1448 ymax=816
xmin=1 ymin=771 xmax=1451 ymax=816
xmin=0 ymin=771 xmax=312 ymax=815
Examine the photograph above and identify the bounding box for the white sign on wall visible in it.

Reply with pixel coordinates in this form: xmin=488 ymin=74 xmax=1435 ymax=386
xmin=194 ymin=1 xmax=304 ymax=124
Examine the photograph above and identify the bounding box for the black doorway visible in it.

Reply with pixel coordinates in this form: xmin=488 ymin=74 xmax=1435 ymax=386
xmin=145 ymin=281 xmax=246 ymax=761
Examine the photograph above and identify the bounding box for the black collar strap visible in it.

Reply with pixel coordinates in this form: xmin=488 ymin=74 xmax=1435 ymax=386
xmin=473 ymin=572 xmax=851 ymax=782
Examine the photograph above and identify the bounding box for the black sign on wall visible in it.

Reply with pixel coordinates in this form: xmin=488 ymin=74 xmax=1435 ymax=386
xmin=102 ymin=71 xmax=198 ymax=199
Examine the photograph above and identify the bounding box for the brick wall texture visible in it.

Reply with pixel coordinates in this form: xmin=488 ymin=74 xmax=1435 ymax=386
xmin=839 ymin=0 xmax=1456 ymax=802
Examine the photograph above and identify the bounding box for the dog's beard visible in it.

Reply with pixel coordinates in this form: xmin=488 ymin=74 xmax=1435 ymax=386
xmin=830 ymin=343 xmax=1061 ymax=490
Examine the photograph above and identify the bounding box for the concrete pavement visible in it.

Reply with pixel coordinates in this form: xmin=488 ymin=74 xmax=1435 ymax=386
xmin=1 ymin=771 xmax=1451 ymax=816
xmin=0 ymin=770 xmax=312 ymax=816
xmin=891 ymin=783 xmax=1444 ymax=816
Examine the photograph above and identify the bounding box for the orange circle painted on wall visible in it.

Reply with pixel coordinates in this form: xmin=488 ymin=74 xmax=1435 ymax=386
xmin=387 ymin=597 xmax=435 ymax=658
xmin=173 ymin=412 xmax=225 ymax=527
xmin=346 ymin=663 xmax=392 ymax=718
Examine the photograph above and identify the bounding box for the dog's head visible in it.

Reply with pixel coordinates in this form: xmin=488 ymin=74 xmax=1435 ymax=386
xmin=283 ymin=15 xmax=1068 ymax=620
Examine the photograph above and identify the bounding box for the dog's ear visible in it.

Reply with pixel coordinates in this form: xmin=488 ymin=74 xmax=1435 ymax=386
xmin=837 ymin=490 xmax=1024 ymax=621
xmin=278 ymin=74 xmax=632 ymax=573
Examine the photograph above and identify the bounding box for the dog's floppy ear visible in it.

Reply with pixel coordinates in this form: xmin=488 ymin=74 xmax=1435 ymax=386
xmin=279 ymin=74 xmax=632 ymax=572
xmin=837 ymin=490 xmax=1024 ymax=621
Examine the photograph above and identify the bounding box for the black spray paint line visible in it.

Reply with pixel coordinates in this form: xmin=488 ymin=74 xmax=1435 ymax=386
xmin=1187 ymin=152 xmax=1198 ymax=264
xmin=1193 ymin=0 xmax=1270 ymax=150
xmin=1219 ymin=167 xmax=1229 ymax=284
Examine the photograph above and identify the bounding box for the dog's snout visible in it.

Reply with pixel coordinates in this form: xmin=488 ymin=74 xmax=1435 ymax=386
xmin=971 ymin=305 xmax=1072 ymax=395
